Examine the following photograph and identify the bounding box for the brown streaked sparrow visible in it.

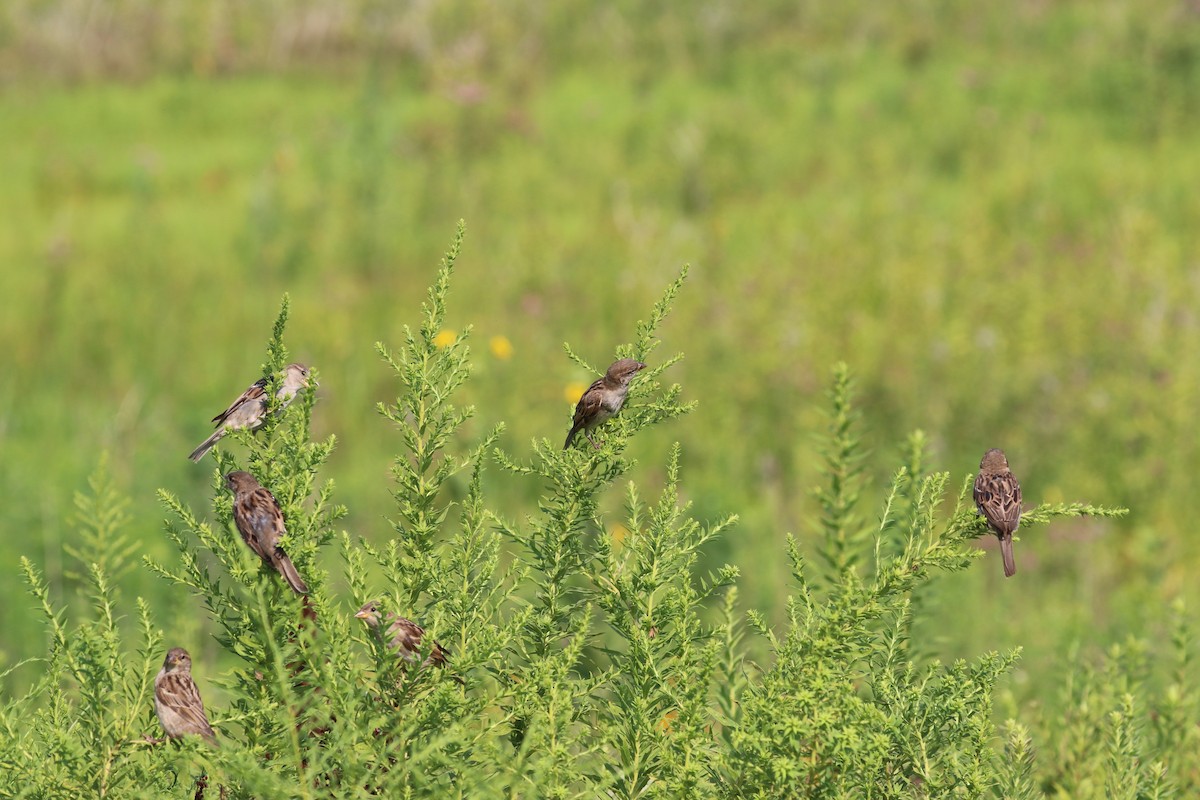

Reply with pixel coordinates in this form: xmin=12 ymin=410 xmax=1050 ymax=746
xmin=355 ymin=600 xmax=462 ymax=683
xmin=973 ymin=448 xmax=1023 ymax=578
xmin=154 ymin=647 xmax=218 ymax=746
xmin=563 ymin=358 xmax=647 ymax=449
xmin=226 ymin=470 xmax=309 ymax=594
xmin=188 ymin=363 xmax=312 ymax=462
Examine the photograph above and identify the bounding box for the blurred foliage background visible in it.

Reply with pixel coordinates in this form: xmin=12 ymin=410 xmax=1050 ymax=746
xmin=2 ymin=0 xmax=1198 ymax=720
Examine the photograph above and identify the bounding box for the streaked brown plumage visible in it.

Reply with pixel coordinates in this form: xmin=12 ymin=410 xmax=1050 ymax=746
xmin=154 ymin=648 xmax=217 ymax=746
xmin=563 ymin=358 xmax=647 ymax=450
xmin=973 ymin=448 xmax=1023 ymax=578
xmin=189 ymin=363 xmax=312 ymax=462
xmin=226 ymin=470 xmax=309 ymax=594
xmin=355 ymin=601 xmax=461 ymax=683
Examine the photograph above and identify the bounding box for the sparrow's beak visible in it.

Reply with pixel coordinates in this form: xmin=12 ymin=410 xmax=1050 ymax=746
xmin=636 ymin=362 xmax=648 ymax=372
xmin=354 ymin=609 xmax=370 ymax=620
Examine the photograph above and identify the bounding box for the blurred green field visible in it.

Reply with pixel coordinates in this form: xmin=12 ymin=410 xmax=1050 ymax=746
xmin=3 ymin=0 xmax=1200 ymax=717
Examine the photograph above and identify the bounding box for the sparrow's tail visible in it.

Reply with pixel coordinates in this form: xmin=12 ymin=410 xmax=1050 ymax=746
xmin=188 ymin=429 xmax=225 ymax=462
xmin=999 ymin=534 xmax=1017 ymax=578
xmin=425 ymin=644 xmax=451 ymax=669
xmin=423 ymin=644 xmax=465 ymax=684
xmin=274 ymin=552 xmax=310 ymax=595
xmin=563 ymin=424 xmax=582 ymax=450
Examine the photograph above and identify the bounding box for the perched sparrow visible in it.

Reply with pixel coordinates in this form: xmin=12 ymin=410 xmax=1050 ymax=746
xmin=973 ymin=448 xmax=1023 ymax=578
xmin=226 ymin=470 xmax=309 ymax=594
xmin=155 ymin=647 xmax=217 ymax=746
xmin=355 ymin=600 xmax=462 ymax=682
xmin=563 ymin=358 xmax=647 ymax=450
xmin=189 ymin=363 xmax=312 ymax=462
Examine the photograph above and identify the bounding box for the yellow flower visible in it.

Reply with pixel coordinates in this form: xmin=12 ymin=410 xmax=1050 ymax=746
xmin=609 ymin=522 xmax=630 ymax=550
xmin=489 ymin=335 xmax=513 ymax=360
xmin=433 ymin=330 xmax=457 ymax=348
xmin=564 ymin=381 xmax=587 ymax=404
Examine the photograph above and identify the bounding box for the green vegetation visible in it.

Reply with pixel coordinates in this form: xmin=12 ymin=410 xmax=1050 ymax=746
xmin=2 ymin=0 xmax=1199 ymax=795
xmin=0 ymin=253 xmax=1157 ymax=797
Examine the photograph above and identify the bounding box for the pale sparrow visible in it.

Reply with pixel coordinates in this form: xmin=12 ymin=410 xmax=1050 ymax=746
xmin=188 ymin=363 xmax=312 ymax=462
xmin=563 ymin=358 xmax=647 ymax=449
xmin=154 ymin=647 xmax=218 ymax=746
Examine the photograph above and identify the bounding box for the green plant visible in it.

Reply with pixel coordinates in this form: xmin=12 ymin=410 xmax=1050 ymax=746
xmin=0 ymin=227 xmax=1156 ymax=799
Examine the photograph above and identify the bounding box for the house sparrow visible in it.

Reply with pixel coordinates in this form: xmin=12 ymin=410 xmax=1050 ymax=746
xmin=563 ymin=358 xmax=647 ymax=449
xmin=155 ymin=647 xmax=218 ymax=746
xmin=188 ymin=363 xmax=312 ymax=462
xmin=973 ymin=448 xmax=1023 ymax=578
xmin=355 ymin=600 xmax=462 ymax=683
xmin=226 ymin=470 xmax=309 ymax=594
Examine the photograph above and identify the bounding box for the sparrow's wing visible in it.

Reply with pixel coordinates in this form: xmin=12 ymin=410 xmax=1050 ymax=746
xmin=237 ymin=488 xmax=285 ymax=559
xmin=571 ymin=378 xmax=606 ymax=427
xmin=564 ymin=379 xmax=607 ymax=448
xmin=386 ymin=615 xmax=428 ymax=659
xmin=998 ymin=474 xmax=1022 ymax=532
xmin=976 ymin=473 xmax=1022 ymax=535
xmin=384 ymin=613 xmax=461 ymax=681
xmin=211 ymin=378 xmax=268 ymax=425
xmin=157 ymin=674 xmax=216 ymax=742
